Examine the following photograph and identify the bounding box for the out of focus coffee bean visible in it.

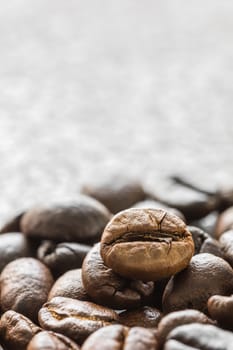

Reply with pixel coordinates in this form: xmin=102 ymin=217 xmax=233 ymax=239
xmin=187 ymin=226 xmax=209 ymax=255
xmin=208 ymin=294 xmax=233 ymax=331
xmin=0 ymin=211 xmax=25 ymax=233
xmin=190 ymin=211 xmax=219 ymax=237
xmin=219 ymin=230 xmax=233 ymax=267
xmin=119 ymin=306 xmax=162 ymax=328
xmin=166 ymin=323 xmax=233 ymax=350
xmin=200 ymin=237 xmax=225 ymax=259
xmin=164 ymin=339 xmax=197 ymax=350
xmin=27 ymin=331 xmax=80 ymax=350
xmin=101 ymin=208 xmax=194 ymax=281
xmin=81 ymin=177 xmax=146 ymax=214
xmin=82 ymin=243 xmax=155 ymax=309
xmin=20 ymin=196 xmax=111 ymax=243
xmin=157 ymin=309 xmax=215 ymax=347
xmin=38 ymin=297 xmax=119 ymax=344
xmin=162 ymin=253 xmax=233 ymax=314
xmin=48 ymin=269 xmax=90 ymax=301
xmin=38 ymin=241 xmax=91 ymax=277
xmin=82 ymin=325 xmax=158 ymax=350
xmin=0 ymin=310 xmax=41 ymax=350
xmin=0 ymin=257 xmax=54 ymax=322
xmin=215 ymin=206 xmax=233 ymax=239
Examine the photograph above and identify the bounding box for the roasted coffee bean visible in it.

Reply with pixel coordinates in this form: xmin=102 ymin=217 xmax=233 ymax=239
xmin=200 ymin=237 xmax=225 ymax=259
xmin=165 ymin=323 xmax=233 ymax=350
xmin=38 ymin=241 xmax=91 ymax=277
xmin=20 ymin=196 xmax=111 ymax=243
xmin=38 ymin=297 xmax=119 ymax=344
xmin=82 ymin=325 xmax=158 ymax=350
xmin=163 ymin=253 xmax=233 ymax=314
xmin=164 ymin=339 xmax=197 ymax=350
xmin=187 ymin=226 xmax=209 ymax=255
xmin=219 ymin=230 xmax=233 ymax=267
xmin=82 ymin=243 xmax=155 ymax=309
xmin=100 ymin=209 xmax=194 ymax=281
xmin=48 ymin=269 xmax=90 ymax=301
xmin=0 ymin=310 xmax=41 ymax=350
xmin=157 ymin=309 xmax=215 ymax=347
xmin=81 ymin=177 xmax=146 ymax=214
xmin=215 ymin=206 xmax=233 ymax=239
xmin=190 ymin=211 xmax=219 ymax=237
xmin=0 ymin=232 xmax=35 ymax=272
xmin=119 ymin=306 xmax=162 ymax=328
xmin=27 ymin=331 xmax=80 ymax=350
xmin=0 ymin=211 xmax=25 ymax=233
xmin=208 ymin=294 xmax=233 ymax=331
xmin=0 ymin=257 xmax=54 ymax=322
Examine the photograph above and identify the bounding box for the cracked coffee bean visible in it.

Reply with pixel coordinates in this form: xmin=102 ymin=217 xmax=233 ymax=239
xmin=82 ymin=325 xmax=158 ymax=350
xmin=38 ymin=241 xmax=91 ymax=277
xmin=27 ymin=331 xmax=80 ymax=350
xmin=82 ymin=243 xmax=155 ymax=309
xmin=119 ymin=306 xmax=162 ymax=328
xmin=208 ymin=294 xmax=233 ymax=331
xmin=0 ymin=257 xmax=54 ymax=322
xmin=0 ymin=310 xmax=41 ymax=350
xmin=38 ymin=297 xmax=119 ymax=344
xmin=100 ymin=208 xmax=194 ymax=281
xmin=48 ymin=269 xmax=90 ymax=301
xmin=163 ymin=253 xmax=233 ymax=314
xmin=20 ymin=196 xmax=111 ymax=243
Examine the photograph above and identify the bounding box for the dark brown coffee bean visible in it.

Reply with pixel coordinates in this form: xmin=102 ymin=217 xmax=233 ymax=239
xmin=187 ymin=226 xmax=209 ymax=255
xmin=162 ymin=253 xmax=233 ymax=314
xmin=20 ymin=196 xmax=111 ymax=243
xmin=27 ymin=331 xmax=80 ymax=350
xmin=215 ymin=206 xmax=233 ymax=239
xmin=190 ymin=211 xmax=219 ymax=237
xmin=38 ymin=241 xmax=91 ymax=277
xmin=0 ymin=310 xmax=41 ymax=350
xmin=157 ymin=309 xmax=215 ymax=347
xmin=48 ymin=269 xmax=90 ymax=301
xmin=0 ymin=258 xmax=54 ymax=322
xmin=119 ymin=306 xmax=162 ymax=328
xmin=208 ymin=294 xmax=233 ymax=331
xmin=81 ymin=177 xmax=146 ymax=214
xmin=38 ymin=297 xmax=119 ymax=344
xmin=219 ymin=230 xmax=233 ymax=267
xmin=200 ymin=237 xmax=225 ymax=259
xmin=0 ymin=211 xmax=25 ymax=233
xmin=0 ymin=232 xmax=35 ymax=272
xmin=82 ymin=325 xmax=158 ymax=350
xmin=100 ymin=209 xmax=194 ymax=281
xmin=82 ymin=243 xmax=155 ymax=309
xmin=166 ymin=323 xmax=233 ymax=350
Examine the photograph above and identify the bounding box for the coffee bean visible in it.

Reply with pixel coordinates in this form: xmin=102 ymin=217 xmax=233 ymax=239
xmin=48 ymin=269 xmax=90 ymax=301
xmin=208 ymin=294 xmax=233 ymax=331
xmin=164 ymin=339 xmax=197 ymax=350
xmin=27 ymin=331 xmax=80 ymax=350
xmin=38 ymin=297 xmax=119 ymax=344
xmin=82 ymin=243 xmax=155 ymax=309
xmin=38 ymin=241 xmax=91 ymax=277
xmin=219 ymin=230 xmax=233 ymax=267
xmin=119 ymin=306 xmax=162 ymax=328
xmin=20 ymin=196 xmax=111 ymax=243
xmin=0 ymin=211 xmax=25 ymax=233
xmin=215 ymin=206 xmax=233 ymax=239
xmin=81 ymin=177 xmax=146 ymax=214
xmin=82 ymin=325 xmax=158 ymax=350
xmin=0 ymin=310 xmax=41 ymax=350
xmin=187 ymin=226 xmax=209 ymax=255
xmin=157 ymin=309 xmax=215 ymax=347
xmin=0 ymin=257 xmax=54 ymax=322
xmin=162 ymin=253 xmax=233 ymax=314
xmin=200 ymin=237 xmax=225 ymax=259
xmin=100 ymin=208 xmax=194 ymax=281
xmin=189 ymin=211 xmax=219 ymax=236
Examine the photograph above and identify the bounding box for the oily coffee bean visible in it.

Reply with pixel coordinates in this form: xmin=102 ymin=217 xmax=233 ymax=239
xmin=20 ymin=196 xmax=111 ymax=243
xmin=156 ymin=309 xmax=215 ymax=347
xmin=162 ymin=253 xmax=233 ymax=314
xmin=0 ymin=310 xmax=41 ymax=350
xmin=0 ymin=257 xmax=54 ymax=322
xmin=215 ymin=206 xmax=233 ymax=239
xmin=100 ymin=208 xmax=194 ymax=281
xmin=38 ymin=241 xmax=91 ymax=277
xmin=219 ymin=230 xmax=233 ymax=267
xmin=82 ymin=325 xmax=158 ymax=350
xmin=48 ymin=269 xmax=90 ymax=301
xmin=38 ymin=297 xmax=119 ymax=344
xmin=208 ymin=294 xmax=233 ymax=331
xmin=165 ymin=323 xmax=233 ymax=350
xmin=0 ymin=211 xmax=25 ymax=233
xmin=81 ymin=176 xmax=146 ymax=214
xmin=0 ymin=232 xmax=35 ymax=273
xmin=27 ymin=331 xmax=80 ymax=350
xmin=82 ymin=243 xmax=155 ymax=309
xmin=187 ymin=226 xmax=209 ymax=255
xmin=119 ymin=306 xmax=162 ymax=328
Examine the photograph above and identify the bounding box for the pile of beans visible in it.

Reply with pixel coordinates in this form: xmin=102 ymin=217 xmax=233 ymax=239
xmin=0 ymin=175 xmax=233 ymax=349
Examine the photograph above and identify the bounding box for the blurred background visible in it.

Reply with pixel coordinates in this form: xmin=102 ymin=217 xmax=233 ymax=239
xmin=0 ymin=0 xmax=233 ymax=224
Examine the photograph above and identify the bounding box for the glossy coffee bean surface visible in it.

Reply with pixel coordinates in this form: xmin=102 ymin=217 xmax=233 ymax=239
xmin=27 ymin=331 xmax=80 ymax=350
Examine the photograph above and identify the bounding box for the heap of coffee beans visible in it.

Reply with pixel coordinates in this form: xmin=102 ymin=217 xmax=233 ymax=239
xmin=0 ymin=175 xmax=233 ymax=349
